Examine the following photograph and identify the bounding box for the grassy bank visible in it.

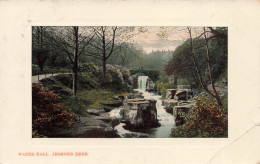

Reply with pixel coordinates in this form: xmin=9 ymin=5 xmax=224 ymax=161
xmin=38 ymin=75 xmax=128 ymax=118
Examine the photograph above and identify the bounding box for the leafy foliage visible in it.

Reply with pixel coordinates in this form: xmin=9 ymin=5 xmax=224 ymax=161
xmin=165 ymin=27 xmax=228 ymax=89
xmin=105 ymin=65 xmax=133 ymax=92
xmin=54 ymin=73 xmax=99 ymax=90
xmin=32 ymin=84 xmax=77 ymax=137
xmin=156 ymin=82 xmax=176 ymax=98
xmin=171 ymin=96 xmax=228 ymax=138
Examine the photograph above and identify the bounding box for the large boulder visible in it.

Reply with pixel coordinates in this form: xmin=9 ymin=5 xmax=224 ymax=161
xmin=73 ymin=114 xmax=120 ymax=138
xmin=87 ymin=109 xmax=105 ymax=116
xmin=127 ymin=92 xmax=144 ymax=99
xmin=165 ymin=89 xmax=177 ymax=99
xmin=173 ymin=103 xmax=195 ymax=126
xmin=122 ymin=132 xmax=149 ymax=138
xmin=122 ymin=98 xmax=159 ymax=129
xmin=163 ymin=99 xmax=178 ymax=114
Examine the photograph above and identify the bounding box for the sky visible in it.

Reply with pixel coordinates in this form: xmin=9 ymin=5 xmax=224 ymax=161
xmin=130 ymin=27 xmax=187 ymax=53
xmin=129 ymin=26 xmax=203 ymax=53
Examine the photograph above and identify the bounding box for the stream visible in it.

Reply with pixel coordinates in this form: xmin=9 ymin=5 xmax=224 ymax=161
xmin=110 ymin=89 xmax=176 ymax=138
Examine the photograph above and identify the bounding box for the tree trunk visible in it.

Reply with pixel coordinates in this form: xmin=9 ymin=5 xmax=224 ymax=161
xmin=40 ymin=27 xmax=43 ymax=50
xmin=37 ymin=52 xmax=47 ymax=72
xmin=37 ymin=27 xmax=45 ymax=72
xmin=39 ymin=63 xmax=43 ymax=72
xmin=187 ymin=27 xmax=222 ymax=106
xmin=174 ymin=75 xmax=178 ymax=87
xmin=72 ymin=27 xmax=79 ymax=96
xmin=102 ymin=58 xmax=106 ymax=84
xmin=203 ymin=28 xmax=223 ymax=107
xmin=73 ymin=61 xmax=78 ymax=96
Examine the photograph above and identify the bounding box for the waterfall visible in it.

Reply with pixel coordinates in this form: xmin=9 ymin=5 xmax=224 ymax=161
xmin=138 ymin=76 xmax=148 ymax=90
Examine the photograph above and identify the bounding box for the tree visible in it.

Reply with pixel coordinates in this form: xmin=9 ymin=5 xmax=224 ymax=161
xmin=87 ymin=26 xmax=143 ymax=84
xmin=41 ymin=26 xmax=94 ymax=96
xmin=32 ymin=27 xmax=48 ymax=72
xmin=165 ymin=27 xmax=227 ymax=107
xmin=187 ymin=27 xmax=227 ymax=107
xmin=165 ymin=39 xmax=204 ymax=88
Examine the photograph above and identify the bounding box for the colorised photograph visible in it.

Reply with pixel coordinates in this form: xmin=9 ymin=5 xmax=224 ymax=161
xmin=32 ymin=26 xmax=228 ymax=138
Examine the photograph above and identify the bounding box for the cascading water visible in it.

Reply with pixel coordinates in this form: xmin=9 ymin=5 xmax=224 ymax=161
xmin=141 ymin=90 xmax=176 ymax=137
xmin=138 ymin=76 xmax=148 ymax=90
xmin=110 ymin=88 xmax=176 ymax=138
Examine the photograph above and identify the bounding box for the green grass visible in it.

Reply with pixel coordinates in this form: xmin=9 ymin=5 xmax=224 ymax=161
xmin=38 ymin=76 xmax=129 ymax=118
xmin=77 ymin=89 xmax=128 ymax=109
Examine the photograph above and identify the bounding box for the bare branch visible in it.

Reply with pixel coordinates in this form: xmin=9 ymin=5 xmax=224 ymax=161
xmin=106 ymin=26 xmax=117 ymax=59
xmin=78 ymin=35 xmax=95 ymax=57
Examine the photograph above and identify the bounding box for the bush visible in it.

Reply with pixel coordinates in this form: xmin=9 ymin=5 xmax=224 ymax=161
xmin=62 ymin=96 xmax=89 ymax=119
xmin=171 ymin=96 xmax=228 ymax=138
xmin=32 ymin=84 xmax=77 ymax=137
xmin=105 ymin=65 xmax=132 ymax=92
xmin=54 ymin=74 xmax=73 ymax=88
xmin=54 ymin=73 xmax=99 ymax=90
xmin=156 ymin=82 xmax=176 ymax=98
xmin=80 ymin=62 xmax=97 ymax=73
xmin=78 ymin=73 xmax=99 ymax=89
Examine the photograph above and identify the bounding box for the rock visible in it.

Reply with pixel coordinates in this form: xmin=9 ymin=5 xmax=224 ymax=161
xmin=81 ymin=126 xmax=104 ymax=130
xmin=173 ymin=103 xmax=194 ymax=126
xmin=104 ymin=126 xmax=114 ymax=132
xmin=122 ymin=98 xmax=159 ymax=129
xmin=173 ymin=104 xmax=194 ymax=117
xmin=165 ymin=89 xmax=177 ymax=99
xmin=96 ymin=116 xmax=112 ymax=123
xmin=73 ymin=116 xmax=120 ymax=138
xmin=163 ymin=99 xmax=178 ymax=114
xmin=220 ymin=92 xmax=227 ymax=97
xmin=113 ymin=96 xmax=120 ymax=101
xmin=75 ymin=125 xmax=119 ymax=138
xmin=111 ymin=118 xmax=120 ymax=128
xmin=122 ymin=132 xmax=149 ymax=138
xmin=87 ymin=109 xmax=105 ymax=116
xmin=127 ymin=92 xmax=144 ymax=99
xmin=102 ymin=102 xmax=122 ymax=112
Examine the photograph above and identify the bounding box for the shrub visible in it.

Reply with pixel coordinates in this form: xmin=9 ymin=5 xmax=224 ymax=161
xmin=54 ymin=74 xmax=73 ymax=88
xmin=80 ymin=62 xmax=97 ymax=73
xmin=105 ymin=65 xmax=132 ymax=92
xmin=54 ymin=73 xmax=99 ymax=90
xmin=32 ymin=84 xmax=77 ymax=137
xmin=156 ymin=82 xmax=176 ymax=98
xmin=78 ymin=73 xmax=99 ymax=89
xmin=171 ymin=96 xmax=228 ymax=138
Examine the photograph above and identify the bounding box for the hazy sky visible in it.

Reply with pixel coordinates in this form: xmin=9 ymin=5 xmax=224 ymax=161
xmin=130 ymin=26 xmax=202 ymax=53
xmin=130 ymin=27 xmax=186 ymax=53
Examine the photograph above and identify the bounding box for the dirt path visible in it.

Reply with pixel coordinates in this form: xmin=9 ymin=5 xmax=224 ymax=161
xmin=32 ymin=73 xmax=70 ymax=83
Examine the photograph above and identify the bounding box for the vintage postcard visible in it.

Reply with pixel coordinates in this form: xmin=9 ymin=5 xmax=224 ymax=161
xmin=0 ymin=0 xmax=260 ymax=164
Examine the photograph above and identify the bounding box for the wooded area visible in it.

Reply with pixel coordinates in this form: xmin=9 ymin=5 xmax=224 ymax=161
xmin=32 ymin=26 xmax=228 ymax=138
